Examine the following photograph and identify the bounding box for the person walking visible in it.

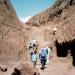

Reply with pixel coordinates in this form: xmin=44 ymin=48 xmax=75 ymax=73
xmin=39 ymin=48 xmax=47 ymax=70
xmin=31 ymin=50 xmax=38 ymax=68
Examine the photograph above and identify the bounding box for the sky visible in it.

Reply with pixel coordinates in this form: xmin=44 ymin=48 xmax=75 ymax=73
xmin=11 ymin=0 xmax=55 ymax=23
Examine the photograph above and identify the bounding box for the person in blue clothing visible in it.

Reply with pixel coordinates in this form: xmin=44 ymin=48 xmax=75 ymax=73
xmin=39 ymin=48 xmax=47 ymax=70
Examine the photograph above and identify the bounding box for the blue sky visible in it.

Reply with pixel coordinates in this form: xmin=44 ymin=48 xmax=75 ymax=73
xmin=11 ymin=0 xmax=55 ymax=23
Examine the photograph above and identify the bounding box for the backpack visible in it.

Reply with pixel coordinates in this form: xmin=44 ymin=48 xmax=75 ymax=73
xmin=45 ymin=48 xmax=48 ymax=54
xmin=40 ymin=49 xmax=47 ymax=59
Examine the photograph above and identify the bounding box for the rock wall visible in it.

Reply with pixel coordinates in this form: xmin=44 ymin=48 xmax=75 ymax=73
xmin=0 ymin=0 xmax=28 ymax=64
xmin=26 ymin=0 xmax=75 ymax=26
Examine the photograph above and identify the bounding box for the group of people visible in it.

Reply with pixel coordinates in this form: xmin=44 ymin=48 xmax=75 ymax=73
xmin=28 ymin=39 xmax=51 ymax=70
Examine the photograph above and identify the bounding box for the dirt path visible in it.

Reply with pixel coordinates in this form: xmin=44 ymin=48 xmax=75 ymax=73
xmin=0 ymin=49 xmax=75 ymax=75
xmin=34 ymin=53 xmax=75 ymax=75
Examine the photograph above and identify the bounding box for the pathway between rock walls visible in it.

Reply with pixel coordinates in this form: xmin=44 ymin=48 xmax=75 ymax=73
xmin=0 ymin=25 xmax=75 ymax=75
xmin=25 ymin=25 xmax=50 ymax=75
xmin=26 ymin=25 xmax=75 ymax=75
xmin=0 ymin=24 xmax=54 ymax=75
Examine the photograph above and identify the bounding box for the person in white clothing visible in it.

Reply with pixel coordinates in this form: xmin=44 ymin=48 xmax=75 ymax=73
xmin=29 ymin=39 xmax=37 ymax=48
xmin=45 ymin=47 xmax=51 ymax=64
